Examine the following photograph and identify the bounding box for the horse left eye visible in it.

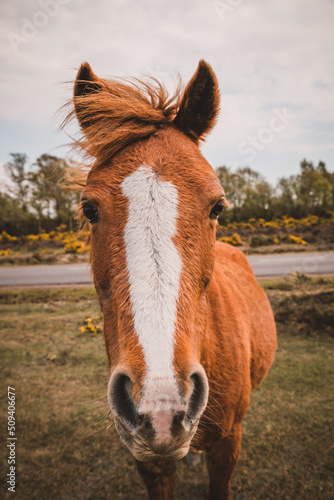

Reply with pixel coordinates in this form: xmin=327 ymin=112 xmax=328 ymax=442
xmin=82 ymin=203 xmax=98 ymax=223
xmin=210 ymin=201 xmax=224 ymax=220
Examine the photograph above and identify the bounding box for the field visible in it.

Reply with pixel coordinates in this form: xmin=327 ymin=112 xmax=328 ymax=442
xmin=1 ymin=277 xmax=334 ymax=499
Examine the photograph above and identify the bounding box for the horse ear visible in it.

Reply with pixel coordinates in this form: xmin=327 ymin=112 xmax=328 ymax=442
xmin=74 ymin=62 xmax=103 ymax=130
xmin=174 ymin=60 xmax=220 ymax=142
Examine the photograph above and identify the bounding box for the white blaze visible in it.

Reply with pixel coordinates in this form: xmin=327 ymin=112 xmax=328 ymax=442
xmin=122 ymin=165 xmax=183 ymax=428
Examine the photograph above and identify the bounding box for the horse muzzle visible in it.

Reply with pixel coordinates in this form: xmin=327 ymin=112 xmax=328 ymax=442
xmin=108 ymin=367 xmax=209 ymax=461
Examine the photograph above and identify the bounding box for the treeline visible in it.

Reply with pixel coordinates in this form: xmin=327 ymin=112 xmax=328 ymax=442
xmin=217 ymin=160 xmax=334 ymax=222
xmin=0 ymin=154 xmax=333 ymax=236
xmin=0 ymin=153 xmax=80 ymax=235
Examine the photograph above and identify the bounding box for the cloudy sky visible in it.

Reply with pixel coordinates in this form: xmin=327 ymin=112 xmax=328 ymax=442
xmin=1 ymin=0 xmax=333 ymax=185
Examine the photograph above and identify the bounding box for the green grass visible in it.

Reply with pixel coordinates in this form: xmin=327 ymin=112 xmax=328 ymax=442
xmin=1 ymin=280 xmax=333 ymax=499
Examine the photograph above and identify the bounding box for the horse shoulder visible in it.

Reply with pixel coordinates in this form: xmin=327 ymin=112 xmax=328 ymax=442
xmin=214 ymin=241 xmax=254 ymax=275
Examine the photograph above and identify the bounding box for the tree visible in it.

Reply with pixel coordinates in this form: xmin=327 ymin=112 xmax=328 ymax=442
xmin=292 ymin=160 xmax=332 ymax=216
xmin=4 ymin=153 xmax=30 ymax=212
xmin=274 ymin=176 xmax=296 ymax=217
xmin=29 ymin=154 xmax=80 ymax=228
xmin=0 ymin=191 xmax=38 ymax=235
xmin=217 ymin=160 xmax=333 ymax=221
xmin=216 ymin=166 xmax=273 ymax=220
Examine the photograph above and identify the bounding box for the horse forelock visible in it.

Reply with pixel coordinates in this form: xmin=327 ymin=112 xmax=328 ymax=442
xmin=62 ymin=76 xmax=182 ymax=165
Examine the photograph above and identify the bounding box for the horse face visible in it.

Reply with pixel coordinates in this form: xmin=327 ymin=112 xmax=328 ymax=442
xmin=75 ymin=61 xmax=223 ymax=461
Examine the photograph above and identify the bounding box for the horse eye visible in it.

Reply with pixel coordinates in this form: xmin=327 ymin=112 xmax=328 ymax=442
xmin=82 ymin=203 xmax=98 ymax=223
xmin=210 ymin=201 xmax=224 ymax=220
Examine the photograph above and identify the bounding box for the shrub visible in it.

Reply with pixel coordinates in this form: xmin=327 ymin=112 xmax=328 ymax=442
xmin=219 ymin=233 xmax=245 ymax=246
xmin=61 ymin=231 xmax=89 ymax=253
xmin=281 ymin=234 xmax=308 ymax=245
xmin=0 ymin=249 xmax=13 ymax=256
xmin=250 ymin=235 xmax=276 ymax=247
xmin=0 ymin=231 xmax=18 ymax=242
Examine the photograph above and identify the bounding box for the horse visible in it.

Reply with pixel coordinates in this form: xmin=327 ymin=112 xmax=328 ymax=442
xmin=68 ymin=59 xmax=277 ymax=499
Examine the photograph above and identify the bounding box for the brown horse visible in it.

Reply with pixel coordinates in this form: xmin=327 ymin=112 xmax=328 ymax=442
xmin=68 ymin=60 xmax=277 ymax=499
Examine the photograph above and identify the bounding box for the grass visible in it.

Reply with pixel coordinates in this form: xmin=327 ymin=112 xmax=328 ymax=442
xmin=0 ymin=248 xmax=89 ymax=267
xmin=1 ymin=278 xmax=333 ymax=499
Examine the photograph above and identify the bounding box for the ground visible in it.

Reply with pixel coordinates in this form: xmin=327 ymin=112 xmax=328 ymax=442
xmin=0 ymin=276 xmax=333 ymax=499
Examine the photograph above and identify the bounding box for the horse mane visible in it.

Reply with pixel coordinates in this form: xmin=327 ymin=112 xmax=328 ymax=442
xmin=62 ymin=74 xmax=182 ymax=165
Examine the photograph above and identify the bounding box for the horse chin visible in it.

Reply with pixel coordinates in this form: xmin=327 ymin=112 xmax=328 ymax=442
xmin=114 ymin=417 xmax=193 ymax=462
xmin=130 ymin=444 xmax=190 ymax=463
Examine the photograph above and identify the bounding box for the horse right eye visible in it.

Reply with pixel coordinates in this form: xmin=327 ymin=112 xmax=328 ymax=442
xmin=83 ymin=203 xmax=98 ymax=223
xmin=210 ymin=201 xmax=224 ymax=220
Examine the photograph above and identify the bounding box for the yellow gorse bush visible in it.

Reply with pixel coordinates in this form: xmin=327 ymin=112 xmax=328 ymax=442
xmin=0 ymin=249 xmax=13 ymax=256
xmin=225 ymin=212 xmax=334 ymax=231
xmin=0 ymin=228 xmax=91 ymax=254
xmin=26 ymin=234 xmax=40 ymax=241
xmin=61 ymin=233 xmax=89 ymax=253
xmin=21 ymin=228 xmax=90 ymax=253
xmin=250 ymin=234 xmax=308 ymax=246
xmin=219 ymin=233 xmax=246 ymax=246
xmin=0 ymin=231 xmax=18 ymax=242
xmin=283 ymin=234 xmax=308 ymax=245
xmin=39 ymin=232 xmax=50 ymax=240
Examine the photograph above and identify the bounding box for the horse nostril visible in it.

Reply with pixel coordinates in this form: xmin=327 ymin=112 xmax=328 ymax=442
xmin=171 ymin=410 xmax=186 ymax=435
xmin=185 ymin=372 xmax=209 ymax=427
xmin=173 ymin=411 xmax=185 ymax=427
xmin=137 ymin=413 xmax=155 ymax=439
xmin=108 ymin=373 xmax=138 ymax=429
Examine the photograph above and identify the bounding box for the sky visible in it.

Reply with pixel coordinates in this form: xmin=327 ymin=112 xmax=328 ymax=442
xmin=1 ymin=0 xmax=333 ymax=187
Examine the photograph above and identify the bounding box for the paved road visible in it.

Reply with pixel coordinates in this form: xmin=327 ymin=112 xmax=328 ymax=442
xmin=0 ymin=252 xmax=333 ymax=287
xmin=0 ymin=263 xmax=92 ymax=287
xmin=248 ymin=252 xmax=334 ymax=277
